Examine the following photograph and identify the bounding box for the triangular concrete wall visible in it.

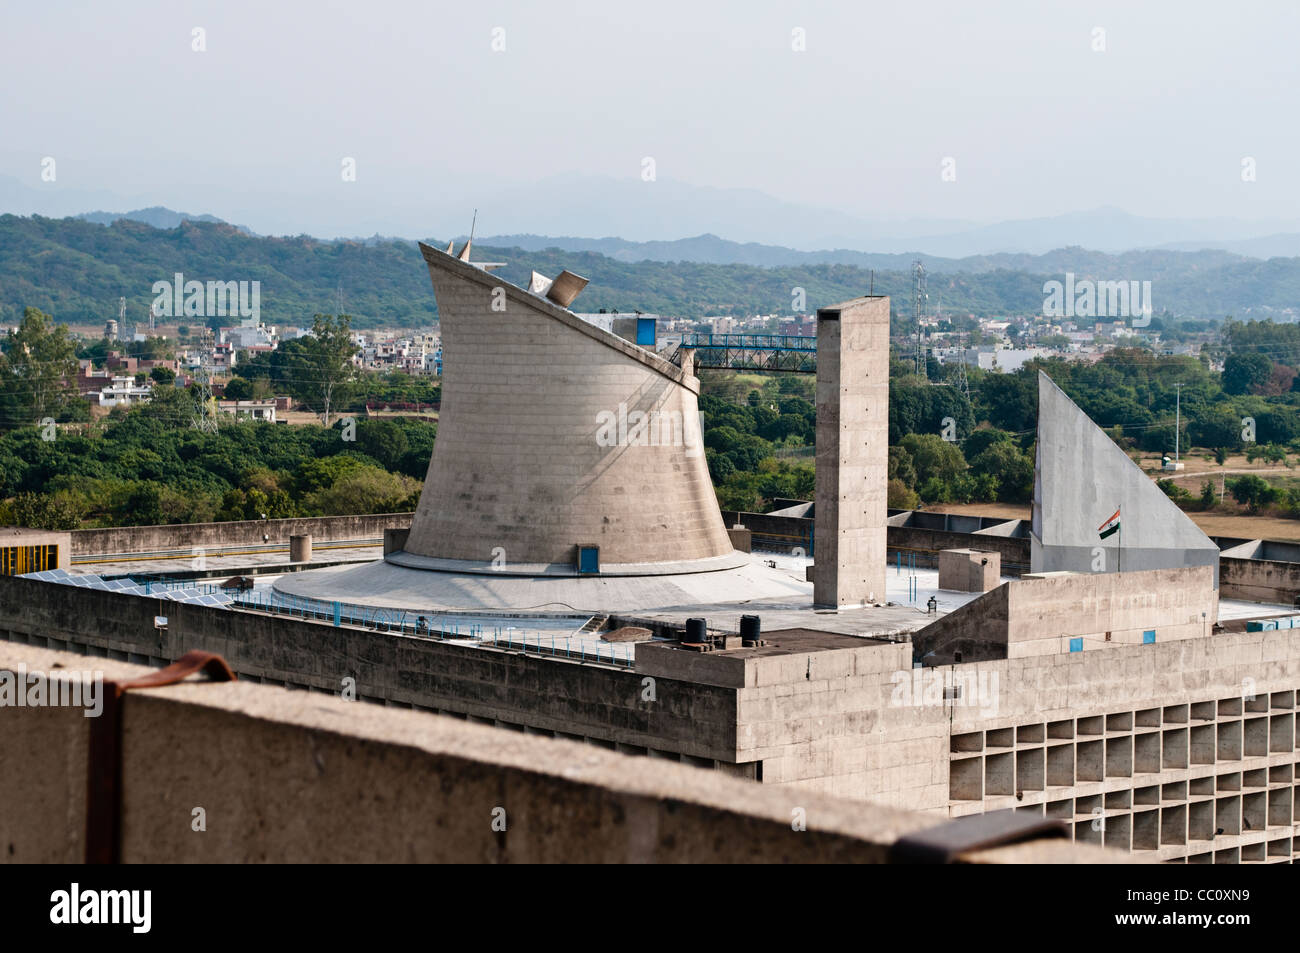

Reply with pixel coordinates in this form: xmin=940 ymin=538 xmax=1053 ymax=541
xmin=1031 ymin=371 xmax=1220 ymax=586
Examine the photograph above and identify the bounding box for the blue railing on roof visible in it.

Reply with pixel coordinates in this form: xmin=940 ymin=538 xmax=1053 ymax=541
xmin=229 ymin=589 xmax=635 ymax=668
xmin=680 ymin=333 xmax=817 ymax=351
xmin=132 ymin=576 xmax=227 ymax=596
xmin=677 ymin=333 xmax=817 ymax=372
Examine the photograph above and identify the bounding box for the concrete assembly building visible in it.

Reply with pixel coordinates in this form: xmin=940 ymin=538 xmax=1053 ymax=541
xmin=4 ymin=242 xmax=1300 ymax=865
xmin=270 ymin=244 xmax=895 ymax=626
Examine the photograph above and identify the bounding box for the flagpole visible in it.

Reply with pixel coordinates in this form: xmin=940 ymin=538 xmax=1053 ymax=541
xmin=1117 ymin=503 xmax=1122 ymax=574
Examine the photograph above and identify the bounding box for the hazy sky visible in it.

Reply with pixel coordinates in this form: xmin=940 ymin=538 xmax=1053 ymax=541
xmin=3 ymin=0 xmax=1299 ymax=239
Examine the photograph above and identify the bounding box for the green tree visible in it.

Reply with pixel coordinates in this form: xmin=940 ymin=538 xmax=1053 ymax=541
xmin=292 ymin=314 xmax=359 ymax=426
xmin=305 ymin=465 xmax=420 ymax=515
xmin=223 ymin=377 xmax=254 ymax=401
xmin=1222 ymin=353 xmax=1272 ymax=395
xmin=888 ymin=445 xmax=917 ymax=488
xmin=1227 ymin=474 xmax=1277 ymax=513
xmin=969 ymin=441 xmax=1033 ymax=502
xmin=899 ymin=433 xmax=967 ymax=487
xmin=887 ymin=478 xmax=919 ymax=510
xmin=0 ymin=307 xmax=80 ymax=425
xmin=356 ymin=419 xmax=410 ymax=471
xmin=9 ymin=491 xmax=82 ymax=530
xmin=149 ymin=366 xmax=176 ymax=385
xmin=1200 ymin=481 xmax=1217 ymax=510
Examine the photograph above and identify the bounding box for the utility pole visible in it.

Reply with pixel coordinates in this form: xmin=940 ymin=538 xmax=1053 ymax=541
xmin=912 ymin=260 xmax=927 ymax=379
xmin=1175 ymin=382 xmax=1182 ymax=464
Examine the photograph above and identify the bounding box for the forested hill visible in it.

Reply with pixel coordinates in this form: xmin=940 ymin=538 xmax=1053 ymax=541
xmin=4 ymin=213 xmax=1300 ymax=328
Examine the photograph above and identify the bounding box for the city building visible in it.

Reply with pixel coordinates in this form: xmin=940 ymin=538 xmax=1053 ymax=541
xmin=216 ymin=399 xmax=277 ymax=422
xmin=97 ymin=375 xmax=152 ymax=407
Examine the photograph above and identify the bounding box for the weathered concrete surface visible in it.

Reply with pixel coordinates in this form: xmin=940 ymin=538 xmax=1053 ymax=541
xmin=71 ymin=513 xmax=412 ymax=556
xmin=5 ymin=568 xmax=1300 ymax=861
xmin=0 ymin=645 xmax=1123 ymax=864
xmin=1219 ymin=547 xmax=1300 ymax=605
xmin=1032 ymin=372 xmax=1220 ymax=585
xmin=0 ymin=575 xmax=737 ymax=762
xmin=402 ymin=243 xmax=733 ymax=568
xmin=814 ymin=296 xmax=889 ymax=607
xmin=913 ymin=566 xmax=1218 ymax=663
xmin=938 ymin=549 xmax=1001 ymax=592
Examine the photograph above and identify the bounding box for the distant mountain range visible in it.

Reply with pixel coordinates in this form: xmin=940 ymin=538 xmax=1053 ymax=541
xmin=470 ymin=232 xmax=1252 ymax=275
xmin=76 ymin=206 xmax=250 ymax=232
xmin=3 ymin=212 xmax=1300 ymax=329
xmin=6 ymin=170 xmax=1300 ymax=257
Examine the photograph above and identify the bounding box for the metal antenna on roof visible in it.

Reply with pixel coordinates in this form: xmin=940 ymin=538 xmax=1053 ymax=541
xmin=459 ymin=209 xmax=478 ymax=262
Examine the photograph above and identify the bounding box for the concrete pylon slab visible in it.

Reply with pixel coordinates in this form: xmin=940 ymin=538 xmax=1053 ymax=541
xmin=813 ymin=296 xmax=889 ymax=608
xmin=1031 ymin=371 xmax=1220 ymax=587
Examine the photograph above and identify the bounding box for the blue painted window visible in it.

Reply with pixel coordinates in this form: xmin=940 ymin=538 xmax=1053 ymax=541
xmin=577 ymin=546 xmax=600 ymax=574
xmin=1069 ymin=638 xmax=1083 ymax=653
xmin=636 ymin=317 xmax=656 ymax=347
xmin=1143 ymin=630 xmax=1156 ymax=644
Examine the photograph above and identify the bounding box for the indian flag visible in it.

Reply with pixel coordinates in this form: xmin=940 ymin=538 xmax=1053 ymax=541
xmin=1098 ymin=508 xmax=1121 ymax=540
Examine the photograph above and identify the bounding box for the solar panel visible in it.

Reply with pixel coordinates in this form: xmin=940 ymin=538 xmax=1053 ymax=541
xmin=15 ymin=570 xmax=236 ymax=608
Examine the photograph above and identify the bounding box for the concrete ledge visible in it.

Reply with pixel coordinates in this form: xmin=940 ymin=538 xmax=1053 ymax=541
xmin=383 ymin=548 xmax=751 ymax=577
xmin=0 ymin=644 xmax=1126 ymax=864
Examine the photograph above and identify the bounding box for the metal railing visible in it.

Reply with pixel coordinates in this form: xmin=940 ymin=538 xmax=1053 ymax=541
xmin=73 ymin=536 xmax=384 ymax=565
xmin=230 ymin=589 xmax=635 ymax=668
xmin=677 ymin=333 xmax=817 ymax=373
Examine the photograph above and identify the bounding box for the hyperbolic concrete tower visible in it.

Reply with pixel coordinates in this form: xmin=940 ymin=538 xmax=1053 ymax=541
xmin=1032 ymin=371 xmax=1220 ymax=586
xmin=392 ymin=243 xmax=740 ymax=574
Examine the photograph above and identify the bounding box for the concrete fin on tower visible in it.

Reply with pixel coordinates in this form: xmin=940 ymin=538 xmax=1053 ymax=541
xmin=544 ymin=270 xmax=589 ymax=308
xmin=1031 ymin=371 xmax=1220 ymax=586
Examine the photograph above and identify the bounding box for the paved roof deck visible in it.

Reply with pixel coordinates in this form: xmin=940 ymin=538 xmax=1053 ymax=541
xmin=72 ymin=546 xmax=1290 ymax=641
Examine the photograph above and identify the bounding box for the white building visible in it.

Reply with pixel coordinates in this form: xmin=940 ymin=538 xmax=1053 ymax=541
xmin=99 ymin=376 xmax=152 ymax=407
xmin=217 ymin=400 xmax=277 ymax=423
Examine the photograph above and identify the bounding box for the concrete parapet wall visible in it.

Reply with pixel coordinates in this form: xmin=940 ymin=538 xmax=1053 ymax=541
xmin=71 ymin=513 xmax=413 ymax=556
xmin=1220 ymin=555 xmax=1300 ymax=606
xmin=890 ymin=525 xmax=1030 ymax=573
xmin=0 ymin=644 xmax=1118 ymax=864
xmin=1005 ymin=566 xmax=1217 ymax=657
xmin=914 ymin=567 xmax=1217 ymax=663
xmin=0 ymin=576 xmax=733 ymax=762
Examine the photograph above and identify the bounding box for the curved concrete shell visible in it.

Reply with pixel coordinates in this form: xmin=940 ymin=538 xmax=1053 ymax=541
xmin=399 ymin=243 xmax=736 ymax=572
